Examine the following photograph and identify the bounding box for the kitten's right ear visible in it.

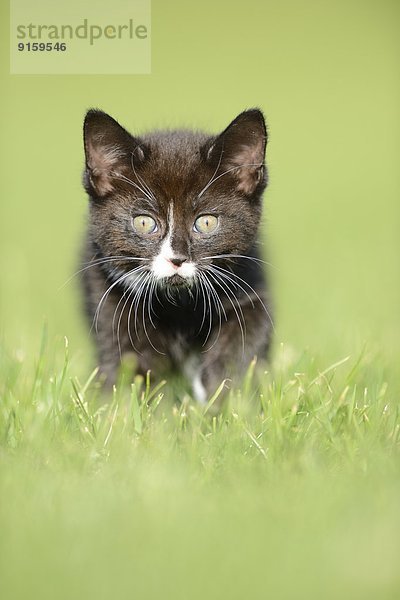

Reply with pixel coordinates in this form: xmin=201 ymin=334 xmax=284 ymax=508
xmin=83 ymin=109 xmax=146 ymax=198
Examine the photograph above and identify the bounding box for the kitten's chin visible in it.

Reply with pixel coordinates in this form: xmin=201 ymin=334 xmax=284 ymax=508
xmin=163 ymin=274 xmax=192 ymax=287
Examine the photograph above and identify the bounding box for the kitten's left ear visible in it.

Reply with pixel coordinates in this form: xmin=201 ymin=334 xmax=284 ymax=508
xmin=206 ymin=109 xmax=267 ymax=196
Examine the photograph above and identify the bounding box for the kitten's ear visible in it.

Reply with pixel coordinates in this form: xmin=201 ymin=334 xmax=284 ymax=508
xmin=205 ymin=109 xmax=267 ymax=196
xmin=83 ymin=109 xmax=146 ymax=198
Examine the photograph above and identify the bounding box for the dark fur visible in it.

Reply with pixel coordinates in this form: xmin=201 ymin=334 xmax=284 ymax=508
xmin=81 ymin=108 xmax=273 ymax=401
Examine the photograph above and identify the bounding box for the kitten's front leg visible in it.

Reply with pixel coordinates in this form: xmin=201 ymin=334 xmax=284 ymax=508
xmin=197 ymin=296 xmax=272 ymax=404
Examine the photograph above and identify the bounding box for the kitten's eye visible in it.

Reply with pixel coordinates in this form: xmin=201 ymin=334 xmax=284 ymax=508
xmin=193 ymin=214 xmax=218 ymax=234
xmin=132 ymin=215 xmax=158 ymax=235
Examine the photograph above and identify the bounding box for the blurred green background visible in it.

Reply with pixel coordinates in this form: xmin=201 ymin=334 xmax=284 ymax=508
xmin=1 ymin=3 xmax=400 ymax=599
xmin=0 ymin=0 xmax=399 ymax=367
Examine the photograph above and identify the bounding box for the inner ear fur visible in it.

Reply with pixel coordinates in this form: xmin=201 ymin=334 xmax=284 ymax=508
xmin=206 ymin=109 xmax=267 ymax=196
xmin=83 ymin=109 xmax=146 ymax=197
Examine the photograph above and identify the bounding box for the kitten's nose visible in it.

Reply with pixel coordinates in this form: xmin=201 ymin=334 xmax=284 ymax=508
xmin=169 ymin=255 xmax=187 ymax=268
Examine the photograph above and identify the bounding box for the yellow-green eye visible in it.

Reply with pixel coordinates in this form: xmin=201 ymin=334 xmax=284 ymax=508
xmin=132 ymin=215 xmax=157 ymax=234
xmin=194 ymin=214 xmax=219 ymax=234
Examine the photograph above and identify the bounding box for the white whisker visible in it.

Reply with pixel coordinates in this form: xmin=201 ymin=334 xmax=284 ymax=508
xmin=200 ymin=254 xmax=276 ymax=269
xmin=205 ymin=265 xmax=255 ymax=309
xmin=128 ymin=271 xmax=151 ymax=343
xmin=92 ymin=265 xmax=146 ymax=334
xmin=197 ymin=271 xmax=214 ymax=347
xmin=130 ymin=150 xmax=158 ymax=203
xmin=141 ymin=275 xmax=165 ymax=355
xmin=60 ymin=255 xmax=147 ymax=289
xmin=197 ymin=140 xmax=225 ymax=199
xmin=147 ymin=276 xmax=158 ymax=329
xmin=206 ymin=269 xmax=246 ymax=356
xmin=198 ymin=162 xmax=262 ymax=199
xmin=111 ymin=172 xmax=155 ymax=205
xmin=198 ymin=270 xmax=226 ymax=352
xmin=210 ymin=264 xmax=275 ymax=331
xmin=115 ymin=284 xmax=137 ymax=356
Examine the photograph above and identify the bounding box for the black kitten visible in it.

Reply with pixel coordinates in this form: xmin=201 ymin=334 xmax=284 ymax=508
xmin=81 ymin=108 xmax=273 ymax=403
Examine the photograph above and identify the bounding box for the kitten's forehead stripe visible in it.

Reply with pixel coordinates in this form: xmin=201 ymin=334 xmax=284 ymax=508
xmin=168 ymin=203 xmax=174 ymax=234
xmin=151 ymin=200 xmax=196 ymax=281
xmin=168 ymin=202 xmax=180 ymax=258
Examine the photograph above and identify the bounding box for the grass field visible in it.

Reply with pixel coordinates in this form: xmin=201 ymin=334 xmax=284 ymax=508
xmin=1 ymin=0 xmax=399 ymax=598
xmin=1 ymin=334 xmax=399 ymax=599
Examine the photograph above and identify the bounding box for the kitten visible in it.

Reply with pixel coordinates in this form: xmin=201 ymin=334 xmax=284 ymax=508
xmin=81 ymin=108 xmax=273 ymax=403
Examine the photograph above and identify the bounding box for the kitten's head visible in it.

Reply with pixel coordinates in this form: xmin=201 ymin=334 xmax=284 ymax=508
xmin=83 ymin=108 xmax=268 ymax=287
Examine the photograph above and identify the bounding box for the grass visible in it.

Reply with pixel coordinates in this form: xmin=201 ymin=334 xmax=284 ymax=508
xmin=1 ymin=333 xmax=399 ymax=600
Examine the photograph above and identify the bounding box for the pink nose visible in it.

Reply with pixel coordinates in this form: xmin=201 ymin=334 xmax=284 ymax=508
xmin=168 ymin=256 xmax=187 ymax=268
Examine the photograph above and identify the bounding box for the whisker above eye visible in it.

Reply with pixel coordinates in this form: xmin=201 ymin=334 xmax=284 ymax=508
xmin=111 ymin=172 xmax=156 ymax=206
xmin=197 ymin=140 xmax=225 ymax=201
xmin=197 ymin=162 xmax=263 ymax=199
xmin=130 ymin=150 xmax=158 ymax=204
xmin=111 ymin=173 xmax=158 ymax=213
